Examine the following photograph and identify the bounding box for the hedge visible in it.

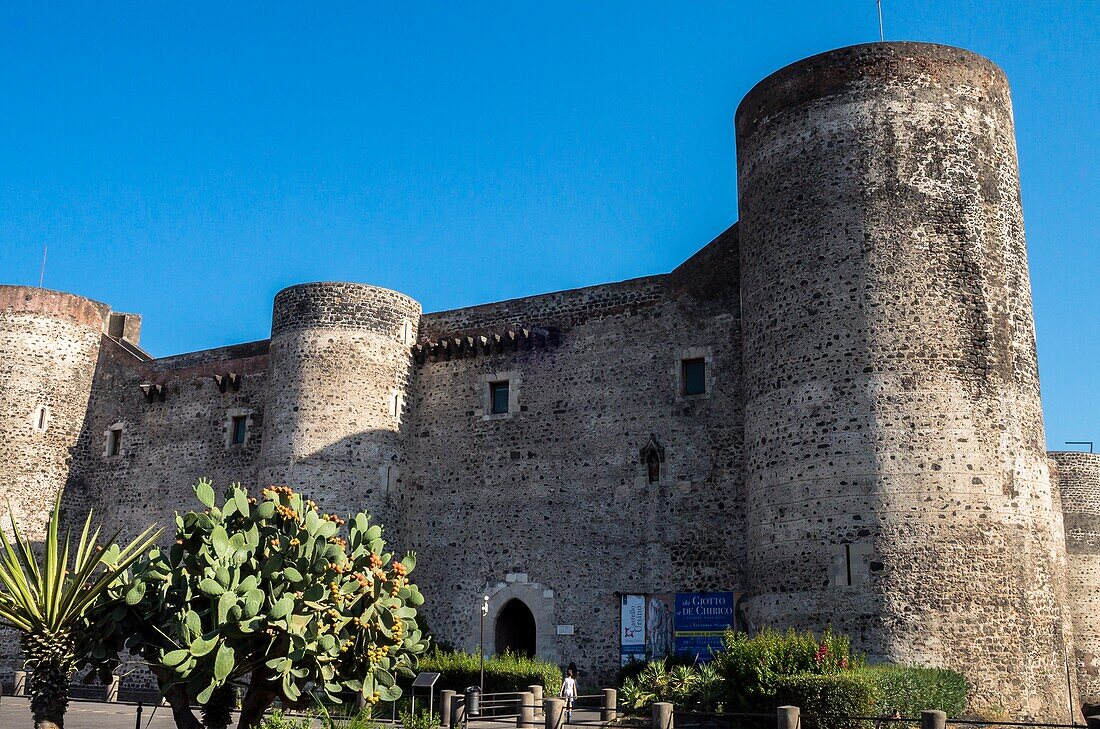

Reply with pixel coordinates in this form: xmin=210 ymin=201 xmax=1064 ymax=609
xmin=859 ymin=665 xmax=969 ymax=717
xmin=773 ymin=673 xmax=879 ymax=729
xmin=416 ymin=649 xmax=563 ymax=695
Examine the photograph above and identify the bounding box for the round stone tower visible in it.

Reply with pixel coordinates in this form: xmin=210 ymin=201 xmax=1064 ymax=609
xmin=736 ymin=43 xmax=1071 ymax=718
xmin=0 ymin=285 xmax=109 ymax=538
xmin=259 ymin=282 xmax=420 ymax=528
xmin=1049 ymin=451 xmax=1100 ymax=710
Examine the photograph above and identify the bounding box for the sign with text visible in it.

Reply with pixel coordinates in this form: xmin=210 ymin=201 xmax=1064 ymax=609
xmin=673 ymin=592 xmax=735 ymax=660
xmin=620 ymin=594 xmax=646 ymax=665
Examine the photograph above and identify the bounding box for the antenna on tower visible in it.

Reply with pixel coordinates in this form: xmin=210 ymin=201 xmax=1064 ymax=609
xmin=876 ymin=0 xmax=885 ymax=42
xmin=39 ymin=245 xmax=47 ymax=288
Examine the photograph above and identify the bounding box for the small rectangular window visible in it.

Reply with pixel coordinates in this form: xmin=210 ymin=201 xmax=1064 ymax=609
xmin=107 ymin=428 xmax=122 ymax=457
xmin=231 ymin=415 xmax=248 ymax=445
xmin=490 ymin=381 xmax=510 ymax=415
xmin=682 ymin=358 xmax=706 ymax=396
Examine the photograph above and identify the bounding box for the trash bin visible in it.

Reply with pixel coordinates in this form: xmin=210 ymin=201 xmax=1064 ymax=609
xmin=465 ymin=685 xmax=481 ymax=717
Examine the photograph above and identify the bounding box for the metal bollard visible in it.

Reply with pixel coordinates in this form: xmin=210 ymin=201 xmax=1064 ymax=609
xmin=529 ymin=685 xmax=543 ymax=717
xmin=452 ymin=697 xmax=466 ymax=729
xmin=107 ymin=674 xmax=121 ymax=702
xmin=518 ymin=691 xmax=535 ymax=728
xmin=652 ymin=701 xmax=674 ymax=729
xmin=14 ymin=670 xmax=26 ymax=696
xmin=440 ymin=690 xmax=455 ymax=728
xmin=545 ymin=697 xmax=565 ymax=729
xmin=135 ymin=702 xmax=143 ymax=729
xmin=601 ymin=688 xmax=617 ymax=722
xmin=777 ymin=705 xmax=799 ymax=729
xmin=921 ymin=711 xmax=947 ymax=729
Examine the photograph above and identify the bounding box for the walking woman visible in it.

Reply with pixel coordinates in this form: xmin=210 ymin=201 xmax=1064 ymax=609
xmin=560 ymin=667 xmax=578 ymax=722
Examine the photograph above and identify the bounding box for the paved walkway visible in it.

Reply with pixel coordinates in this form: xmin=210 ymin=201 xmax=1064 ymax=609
xmin=0 ymin=697 xmax=179 ymax=729
xmin=0 ymin=697 xmax=604 ymax=729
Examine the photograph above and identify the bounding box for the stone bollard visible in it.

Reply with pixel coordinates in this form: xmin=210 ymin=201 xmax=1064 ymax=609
xmin=529 ymin=685 xmax=544 ymax=717
xmin=601 ymin=689 xmax=617 ymax=722
xmin=921 ymin=711 xmax=947 ymax=729
xmin=452 ymin=697 xmax=466 ymax=729
xmin=777 ymin=705 xmax=799 ymax=729
xmin=440 ymin=690 xmax=456 ymax=728
xmin=518 ymin=691 xmax=535 ymax=728
xmin=14 ymin=671 xmax=26 ymax=696
xmin=1085 ymin=715 xmax=1100 ymax=729
xmin=106 ymin=674 xmax=121 ymax=702
xmin=545 ymin=697 xmax=565 ymax=729
xmin=652 ymin=701 xmax=674 ymax=729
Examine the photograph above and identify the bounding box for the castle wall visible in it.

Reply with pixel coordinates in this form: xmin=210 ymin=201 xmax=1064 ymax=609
xmin=402 ymin=230 xmax=744 ymax=682
xmin=72 ymin=339 xmax=269 ymax=541
xmin=1049 ymin=452 xmax=1100 ymax=708
xmin=736 ymin=42 xmax=1072 ymax=719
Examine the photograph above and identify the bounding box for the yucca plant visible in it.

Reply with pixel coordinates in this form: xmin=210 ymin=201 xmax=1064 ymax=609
xmin=0 ymin=494 xmax=159 ymax=729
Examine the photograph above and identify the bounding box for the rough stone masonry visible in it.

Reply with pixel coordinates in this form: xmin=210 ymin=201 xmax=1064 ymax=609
xmin=0 ymin=42 xmax=1096 ymax=720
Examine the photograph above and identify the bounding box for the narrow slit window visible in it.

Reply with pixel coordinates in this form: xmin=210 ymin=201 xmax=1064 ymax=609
xmin=682 ymin=358 xmax=706 ymax=396
xmin=107 ymin=428 xmax=122 ymax=457
xmin=34 ymin=405 xmax=49 ymax=432
xmin=490 ymin=381 xmax=510 ymax=415
xmin=844 ymin=543 xmax=853 ymax=587
xmin=231 ymin=415 xmax=248 ymax=445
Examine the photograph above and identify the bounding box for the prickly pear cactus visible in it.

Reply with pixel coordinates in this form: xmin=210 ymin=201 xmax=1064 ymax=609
xmin=129 ymin=480 xmax=429 ymax=709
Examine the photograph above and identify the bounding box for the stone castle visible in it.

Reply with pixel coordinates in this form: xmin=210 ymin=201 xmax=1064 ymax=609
xmin=1 ymin=42 xmax=1097 ymax=719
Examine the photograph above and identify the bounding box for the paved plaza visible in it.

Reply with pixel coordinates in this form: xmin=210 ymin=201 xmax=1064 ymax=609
xmin=0 ymin=697 xmax=603 ymax=729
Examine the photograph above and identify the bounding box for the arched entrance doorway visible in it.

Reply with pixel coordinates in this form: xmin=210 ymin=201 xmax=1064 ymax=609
xmin=494 ymin=599 xmax=536 ymax=657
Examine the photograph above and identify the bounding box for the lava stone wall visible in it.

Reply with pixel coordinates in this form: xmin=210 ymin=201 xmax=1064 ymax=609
xmin=0 ymin=286 xmax=108 ymax=538
xmin=400 ymin=232 xmax=744 ymax=685
xmin=736 ymin=42 xmax=1070 ymax=719
xmin=72 ymin=339 xmax=270 ymax=542
xmin=1050 ymin=452 xmax=1100 ymax=707
xmin=259 ymin=283 xmax=421 ymax=529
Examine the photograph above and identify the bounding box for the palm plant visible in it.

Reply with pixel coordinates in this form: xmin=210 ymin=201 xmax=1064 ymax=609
xmin=0 ymin=494 xmax=159 ymax=729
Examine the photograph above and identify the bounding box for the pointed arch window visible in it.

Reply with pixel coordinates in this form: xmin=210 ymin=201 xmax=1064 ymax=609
xmin=639 ymin=434 xmax=665 ymax=484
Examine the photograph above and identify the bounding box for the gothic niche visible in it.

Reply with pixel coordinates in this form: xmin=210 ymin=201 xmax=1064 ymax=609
xmin=640 ymin=434 xmax=665 ymax=484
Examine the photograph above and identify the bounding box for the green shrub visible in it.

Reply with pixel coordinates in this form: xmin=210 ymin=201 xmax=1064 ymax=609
xmin=400 ymin=709 xmax=441 ymax=729
xmin=618 ymin=660 xmax=725 ymax=714
xmin=714 ymin=628 xmax=861 ymax=710
xmin=417 ymin=648 xmax=562 ymax=695
xmin=773 ymin=673 xmax=878 ymax=729
xmin=256 ymin=709 xmax=312 ymax=729
xmin=859 ymin=665 xmax=968 ymax=717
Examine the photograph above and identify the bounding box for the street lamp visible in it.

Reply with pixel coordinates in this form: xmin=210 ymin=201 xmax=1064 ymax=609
xmin=480 ymin=595 xmax=489 ymax=690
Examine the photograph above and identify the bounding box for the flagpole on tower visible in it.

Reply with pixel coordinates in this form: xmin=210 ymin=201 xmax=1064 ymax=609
xmin=877 ymin=0 xmax=885 ymax=42
xmin=39 ymin=245 xmax=47 ymax=288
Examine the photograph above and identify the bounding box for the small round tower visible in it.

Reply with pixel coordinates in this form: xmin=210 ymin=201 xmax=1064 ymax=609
xmin=0 ymin=286 xmax=109 ymax=538
xmin=258 ymin=282 xmax=421 ymax=528
xmin=1049 ymin=451 xmax=1100 ymax=709
xmin=736 ymin=43 xmax=1070 ymax=718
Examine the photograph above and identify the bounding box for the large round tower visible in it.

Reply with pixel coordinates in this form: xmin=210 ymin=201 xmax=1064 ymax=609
xmin=736 ymin=43 xmax=1071 ymax=718
xmin=1049 ymin=451 xmax=1100 ymax=710
xmin=258 ymin=282 xmax=420 ymax=528
xmin=0 ymin=286 xmax=109 ymax=538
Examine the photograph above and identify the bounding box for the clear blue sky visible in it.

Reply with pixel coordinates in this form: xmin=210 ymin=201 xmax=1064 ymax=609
xmin=1 ymin=2 xmax=1097 ymax=450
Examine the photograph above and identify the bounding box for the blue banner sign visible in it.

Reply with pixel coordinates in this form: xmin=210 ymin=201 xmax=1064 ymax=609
xmin=673 ymin=592 xmax=735 ymax=659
